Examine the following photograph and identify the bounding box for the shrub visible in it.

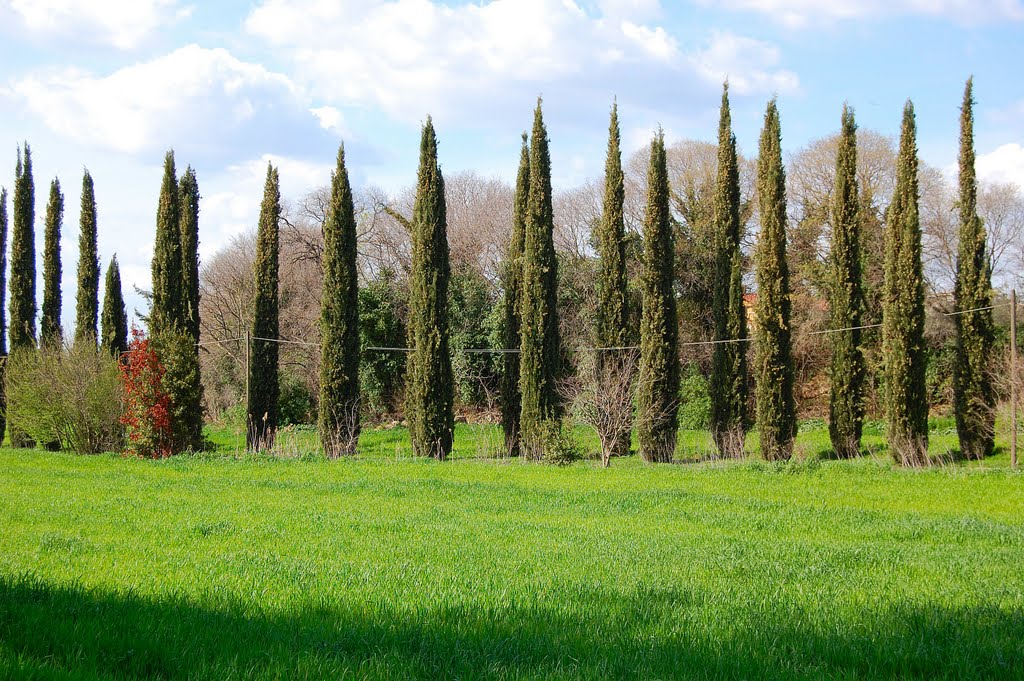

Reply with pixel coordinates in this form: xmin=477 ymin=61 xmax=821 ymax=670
xmin=539 ymin=419 xmax=582 ymax=465
xmin=5 ymin=344 xmax=123 ymax=454
xmin=678 ymin=363 xmax=711 ymax=430
xmin=120 ymin=328 xmax=173 ymax=458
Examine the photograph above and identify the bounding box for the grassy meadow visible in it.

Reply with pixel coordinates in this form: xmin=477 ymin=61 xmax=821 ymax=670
xmin=1 ymin=418 xmax=1022 ymax=679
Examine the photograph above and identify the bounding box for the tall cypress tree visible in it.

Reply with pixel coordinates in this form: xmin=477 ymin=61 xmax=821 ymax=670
xmin=179 ymin=167 xmax=201 ymax=344
xmin=247 ymin=163 xmax=281 ymax=451
xmin=150 ymin=151 xmax=183 ymax=335
xmin=500 ymin=133 xmax=529 ymax=456
xmin=594 ymin=101 xmax=632 ymax=458
xmin=10 ymin=145 xmax=36 ymax=448
xmin=0 ymin=189 xmax=8 ymax=441
xmin=319 ymin=143 xmax=361 ymax=458
xmin=883 ymin=101 xmax=929 ymax=465
xmin=636 ymin=130 xmax=679 ymax=463
xmin=519 ymin=98 xmax=562 ymax=459
xmin=101 ymin=255 xmax=128 ymax=355
xmin=75 ymin=169 xmax=100 ymax=345
xmin=754 ymin=99 xmax=797 ymax=462
xmin=710 ymin=83 xmax=748 ymax=458
xmin=407 ymin=117 xmax=454 ymax=460
xmin=41 ymin=178 xmax=64 ymax=349
xmin=953 ymin=78 xmax=995 ymax=461
xmin=828 ymin=105 xmax=867 ymax=459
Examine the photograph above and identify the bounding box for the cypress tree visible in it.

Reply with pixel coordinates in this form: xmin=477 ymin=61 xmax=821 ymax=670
xmin=319 ymin=143 xmax=361 ymax=458
xmin=883 ymin=101 xmax=929 ymax=465
xmin=594 ymin=101 xmax=632 ymax=458
xmin=10 ymin=145 xmax=36 ymax=448
xmin=101 ymin=255 xmax=128 ymax=355
xmin=710 ymin=83 xmax=748 ymax=458
xmin=179 ymin=167 xmax=201 ymax=344
xmin=953 ymin=78 xmax=995 ymax=461
xmin=500 ymin=133 xmax=529 ymax=456
xmin=406 ymin=117 xmax=454 ymax=460
xmin=150 ymin=151 xmax=183 ymax=335
xmin=519 ymin=98 xmax=562 ymax=459
xmin=828 ymin=105 xmax=867 ymax=459
xmin=636 ymin=130 xmax=679 ymax=463
xmin=41 ymin=178 xmax=64 ymax=349
xmin=754 ymin=99 xmax=797 ymax=461
xmin=0 ymin=189 xmax=8 ymax=441
xmin=247 ymin=163 xmax=281 ymax=451
xmin=75 ymin=169 xmax=100 ymax=345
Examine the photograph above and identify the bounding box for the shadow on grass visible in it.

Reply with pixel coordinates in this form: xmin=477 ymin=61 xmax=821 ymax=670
xmin=1 ymin=575 xmax=1021 ymax=680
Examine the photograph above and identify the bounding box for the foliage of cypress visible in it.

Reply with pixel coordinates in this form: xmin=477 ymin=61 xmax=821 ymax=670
xmin=150 ymin=151 xmax=183 ymax=335
xmin=828 ymin=105 xmax=867 ymax=459
xmin=519 ymin=98 xmax=563 ymax=459
xmin=0 ymin=189 xmax=8 ymax=441
xmin=179 ymin=167 xmax=201 ymax=344
xmin=594 ymin=101 xmax=632 ymax=458
xmin=754 ymin=100 xmax=797 ymax=461
xmin=41 ymin=179 xmax=64 ymax=349
xmin=406 ymin=118 xmax=454 ymax=460
xmin=247 ymin=163 xmax=282 ymax=451
xmin=500 ymin=133 xmax=529 ymax=456
xmin=636 ymin=130 xmax=679 ymax=463
xmin=953 ymin=78 xmax=996 ymax=461
xmin=709 ymin=83 xmax=748 ymax=458
xmin=101 ymin=256 xmax=128 ymax=355
xmin=319 ymin=144 xmax=362 ymax=457
xmin=75 ymin=169 xmax=100 ymax=346
xmin=882 ymin=101 xmax=929 ymax=465
xmin=10 ymin=145 xmax=36 ymax=448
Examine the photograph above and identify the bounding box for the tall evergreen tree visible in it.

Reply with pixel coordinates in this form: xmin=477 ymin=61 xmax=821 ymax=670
xmin=247 ymin=163 xmax=281 ymax=451
xmin=710 ymin=83 xmax=748 ymax=458
xmin=519 ymin=98 xmax=562 ymax=459
xmin=101 ymin=255 xmax=128 ymax=355
xmin=953 ymin=78 xmax=996 ymax=461
xmin=179 ymin=167 xmax=201 ymax=344
xmin=319 ymin=144 xmax=361 ymax=458
xmin=828 ymin=105 xmax=867 ymax=459
xmin=0 ymin=189 xmax=8 ymax=441
xmin=594 ymin=101 xmax=632 ymax=458
xmin=883 ymin=101 xmax=929 ymax=465
xmin=75 ymin=169 xmax=100 ymax=345
xmin=10 ymin=145 xmax=36 ymax=448
xmin=636 ymin=130 xmax=679 ymax=463
xmin=500 ymin=133 xmax=529 ymax=456
xmin=150 ymin=151 xmax=183 ymax=335
xmin=41 ymin=178 xmax=64 ymax=349
xmin=754 ymin=99 xmax=797 ymax=461
xmin=406 ymin=117 xmax=454 ymax=460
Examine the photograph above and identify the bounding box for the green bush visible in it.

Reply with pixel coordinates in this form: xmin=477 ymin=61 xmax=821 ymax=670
xmin=539 ymin=419 xmax=582 ymax=465
xmin=678 ymin=363 xmax=711 ymax=430
xmin=359 ymin=270 xmax=407 ymax=417
xmin=280 ymin=372 xmax=315 ymax=425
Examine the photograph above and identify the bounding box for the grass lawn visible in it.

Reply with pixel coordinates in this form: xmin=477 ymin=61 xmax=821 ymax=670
xmin=1 ymin=419 xmax=1022 ymax=679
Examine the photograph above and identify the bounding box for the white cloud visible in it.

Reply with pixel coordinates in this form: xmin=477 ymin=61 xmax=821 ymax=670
xmin=9 ymin=45 xmax=308 ymax=156
xmin=311 ymin=106 xmax=347 ymax=135
xmin=702 ymin=0 xmax=1024 ymax=27
xmin=976 ymin=143 xmax=1024 ymax=191
xmin=3 ymin=0 xmax=193 ymax=49
xmin=690 ymin=31 xmax=799 ymax=95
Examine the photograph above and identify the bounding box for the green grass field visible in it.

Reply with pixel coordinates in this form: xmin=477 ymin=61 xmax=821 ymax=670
xmin=1 ymin=419 xmax=1022 ymax=679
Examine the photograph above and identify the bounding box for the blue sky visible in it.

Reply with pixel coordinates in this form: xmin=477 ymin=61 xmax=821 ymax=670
xmin=0 ymin=0 xmax=1022 ymax=329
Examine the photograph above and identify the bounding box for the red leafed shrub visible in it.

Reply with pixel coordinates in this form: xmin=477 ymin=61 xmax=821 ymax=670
xmin=119 ymin=326 xmax=173 ymax=458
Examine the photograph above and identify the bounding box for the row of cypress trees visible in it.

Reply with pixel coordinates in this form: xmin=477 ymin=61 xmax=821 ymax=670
xmin=0 ymin=146 xmax=130 ymax=445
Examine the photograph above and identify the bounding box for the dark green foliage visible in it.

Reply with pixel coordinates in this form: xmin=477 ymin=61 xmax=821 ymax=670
xmin=953 ymin=78 xmax=995 ymax=461
xmin=709 ymin=84 xmax=748 ymax=458
xmin=101 ymin=256 xmax=129 ymax=355
xmin=500 ymin=133 xmax=529 ymax=456
xmin=179 ymin=167 xmax=202 ymax=344
xmin=75 ymin=170 xmax=100 ymax=346
xmin=450 ymin=264 xmax=499 ymax=407
xmin=754 ymin=100 xmax=797 ymax=462
xmin=519 ymin=99 xmax=562 ymax=459
xmin=154 ymin=330 xmax=203 ymax=453
xmin=828 ymin=105 xmax=867 ymax=459
xmin=247 ymin=163 xmax=281 ymax=451
xmin=406 ymin=117 xmax=454 ymax=460
xmin=883 ymin=101 xmax=929 ymax=465
xmin=150 ymin=151 xmax=183 ymax=335
xmin=594 ymin=102 xmax=632 ymax=459
xmin=636 ymin=131 xmax=679 ymax=463
xmin=319 ymin=144 xmax=361 ymax=458
xmin=0 ymin=188 xmax=8 ymax=441
xmin=10 ymin=144 xmax=37 ymax=448
xmin=359 ymin=270 xmax=406 ymax=416
xmin=41 ymin=179 xmax=64 ymax=349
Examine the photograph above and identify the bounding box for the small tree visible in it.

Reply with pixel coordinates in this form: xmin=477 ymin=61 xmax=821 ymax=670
xmin=75 ymin=169 xmax=100 ymax=346
xmin=41 ymin=178 xmax=64 ymax=349
xmin=119 ymin=328 xmax=173 ymax=459
xmin=101 ymin=256 xmax=129 ymax=355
